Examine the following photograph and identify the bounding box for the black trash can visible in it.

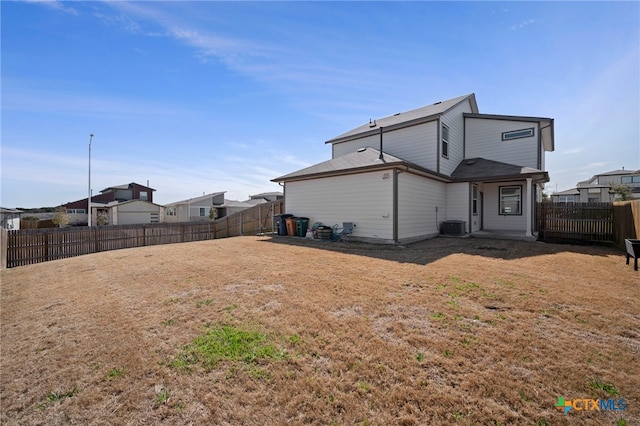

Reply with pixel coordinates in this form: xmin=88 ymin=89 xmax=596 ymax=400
xmin=275 ymin=214 xmax=293 ymax=236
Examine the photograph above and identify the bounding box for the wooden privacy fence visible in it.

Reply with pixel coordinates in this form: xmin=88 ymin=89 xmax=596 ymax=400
xmin=537 ymin=201 xmax=640 ymax=246
xmin=537 ymin=202 xmax=614 ymax=243
xmin=3 ymin=200 xmax=284 ymax=268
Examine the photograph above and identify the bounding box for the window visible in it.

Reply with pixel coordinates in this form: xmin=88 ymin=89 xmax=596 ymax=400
xmin=441 ymin=123 xmax=449 ymax=158
xmin=588 ymin=197 xmax=600 ymax=203
xmin=558 ymin=196 xmax=575 ymax=203
xmin=66 ymin=209 xmax=86 ymax=214
xmin=166 ymin=207 xmax=176 ymax=216
xmin=140 ymin=191 xmax=148 ymax=201
xmin=621 ymin=176 xmax=640 ymax=184
xmin=502 ymin=128 xmax=534 ymax=141
xmin=472 ymin=185 xmax=479 ymax=215
xmin=499 ymin=186 xmax=522 ymax=215
xmin=199 ymin=208 xmax=206 ymax=217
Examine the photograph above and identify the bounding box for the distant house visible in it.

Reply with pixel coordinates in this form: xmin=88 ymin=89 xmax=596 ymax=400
xmin=62 ymin=182 xmax=156 ymax=225
xmin=248 ymin=192 xmax=284 ymax=203
xmin=273 ymin=93 xmax=554 ymax=244
xmin=164 ymin=192 xmax=226 ymax=222
xmin=0 ymin=208 xmax=23 ymax=230
xmin=552 ymin=169 xmax=640 ymax=202
xmin=94 ymin=200 xmax=163 ymax=225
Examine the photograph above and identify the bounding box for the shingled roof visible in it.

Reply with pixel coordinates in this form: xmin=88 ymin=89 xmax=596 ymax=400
xmin=326 ymin=94 xmax=478 ymax=144
xmin=273 ymin=147 xmax=410 ymax=182
xmin=451 ymin=158 xmax=549 ymax=183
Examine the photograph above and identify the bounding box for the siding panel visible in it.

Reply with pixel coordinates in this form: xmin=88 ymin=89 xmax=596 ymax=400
xmin=332 ymin=122 xmax=439 ymax=171
xmin=397 ymin=173 xmax=446 ymax=241
xmin=465 ymin=118 xmax=540 ymax=168
xmin=285 ymin=171 xmax=394 ymax=241
xmin=446 ymin=182 xmax=470 ymax=232
xmin=483 ymin=181 xmax=528 ymax=231
xmin=440 ymin=100 xmax=473 ymax=175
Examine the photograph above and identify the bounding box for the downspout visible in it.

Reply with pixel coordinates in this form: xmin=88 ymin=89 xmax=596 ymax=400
xmin=278 ymin=182 xmax=285 ymax=213
xmin=393 ymin=168 xmax=399 ymax=244
xmin=537 ymin=123 xmax=552 ymax=170
xmin=393 ymin=166 xmax=410 ymax=245
xmin=436 ymin=119 xmax=441 ymax=174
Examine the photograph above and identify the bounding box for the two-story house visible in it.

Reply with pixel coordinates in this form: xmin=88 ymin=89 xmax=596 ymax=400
xmin=272 ymin=93 xmax=554 ymax=244
xmin=552 ymin=169 xmax=640 ymax=202
xmin=63 ymin=182 xmax=158 ymax=225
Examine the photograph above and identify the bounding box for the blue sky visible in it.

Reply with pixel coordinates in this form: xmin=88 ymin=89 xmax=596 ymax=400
xmin=2 ymin=1 xmax=638 ymax=208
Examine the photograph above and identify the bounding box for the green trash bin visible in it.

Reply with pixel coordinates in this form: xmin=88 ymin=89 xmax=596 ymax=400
xmin=296 ymin=217 xmax=309 ymax=237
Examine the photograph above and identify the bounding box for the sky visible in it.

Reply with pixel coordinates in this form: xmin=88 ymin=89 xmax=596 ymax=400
xmin=1 ymin=1 xmax=639 ymax=208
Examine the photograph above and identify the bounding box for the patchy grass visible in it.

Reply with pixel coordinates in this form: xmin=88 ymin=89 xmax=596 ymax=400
xmin=1 ymin=236 xmax=638 ymax=425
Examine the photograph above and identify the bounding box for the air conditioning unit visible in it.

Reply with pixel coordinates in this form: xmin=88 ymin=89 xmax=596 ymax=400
xmin=441 ymin=220 xmax=466 ymax=236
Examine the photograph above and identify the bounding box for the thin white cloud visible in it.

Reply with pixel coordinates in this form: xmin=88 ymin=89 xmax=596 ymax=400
xmin=561 ymin=147 xmax=585 ymax=155
xmin=3 ymin=83 xmax=192 ymax=117
xmin=508 ymin=19 xmax=535 ymax=31
xmin=581 ymin=162 xmax=609 ymax=170
xmin=26 ymin=0 xmax=78 ymax=15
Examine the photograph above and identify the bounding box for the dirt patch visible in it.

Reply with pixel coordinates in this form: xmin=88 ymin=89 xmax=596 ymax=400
xmin=1 ymin=236 xmax=638 ymax=425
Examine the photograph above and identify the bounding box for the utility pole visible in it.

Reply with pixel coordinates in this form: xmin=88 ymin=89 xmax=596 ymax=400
xmin=88 ymin=133 xmax=94 ymax=227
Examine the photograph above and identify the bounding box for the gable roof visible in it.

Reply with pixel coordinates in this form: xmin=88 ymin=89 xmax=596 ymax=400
xmin=100 ymin=182 xmax=156 ymax=193
xmin=326 ymin=94 xmax=478 ymax=145
xmin=451 ymin=158 xmax=549 ymax=183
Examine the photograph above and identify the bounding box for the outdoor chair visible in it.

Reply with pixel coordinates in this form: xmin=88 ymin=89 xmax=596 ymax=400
xmin=331 ymin=222 xmax=355 ymax=242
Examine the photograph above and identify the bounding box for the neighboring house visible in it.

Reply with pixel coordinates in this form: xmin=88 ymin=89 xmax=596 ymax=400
xmin=93 ymin=200 xmax=163 ymax=225
xmin=0 ymin=208 xmax=23 ymax=230
xmin=164 ymin=192 xmax=226 ymax=222
xmin=552 ymin=169 xmax=640 ymax=202
xmin=273 ymin=93 xmax=554 ymax=244
xmin=63 ymin=182 xmax=156 ymax=225
xmin=248 ymin=192 xmax=284 ymax=203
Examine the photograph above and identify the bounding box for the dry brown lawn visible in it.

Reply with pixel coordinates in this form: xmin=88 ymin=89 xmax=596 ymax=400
xmin=1 ymin=236 xmax=638 ymax=425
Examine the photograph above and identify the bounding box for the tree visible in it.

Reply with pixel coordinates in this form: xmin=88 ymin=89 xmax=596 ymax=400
xmin=610 ymin=183 xmax=632 ymax=201
xmin=52 ymin=206 xmax=70 ymax=228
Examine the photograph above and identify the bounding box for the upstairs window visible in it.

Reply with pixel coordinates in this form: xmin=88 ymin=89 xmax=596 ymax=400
xmin=502 ymin=128 xmax=534 ymax=141
xmin=499 ymin=186 xmax=522 ymax=215
xmin=199 ymin=208 xmax=206 ymax=217
xmin=441 ymin=123 xmax=449 ymax=158
xmin=621 ymin=176 xmax=640 ymax=184
xmin=140 ymin=191 xmax=148 ymax=201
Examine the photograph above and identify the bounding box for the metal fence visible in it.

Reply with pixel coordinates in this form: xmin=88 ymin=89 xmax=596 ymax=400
xmin=3 ymin=200 xmax=284 ymax=268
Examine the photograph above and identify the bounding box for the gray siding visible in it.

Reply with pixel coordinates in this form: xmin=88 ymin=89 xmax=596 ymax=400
xmin=397 ymin=173 xmax=446 ymax=242
xmin=285 ymin=171 xmax=394 ymax=242
xmin=439 ymin=99 xmax=473 ymax=175
xmin=482 ymin=181 xmax=528 ymax=231
xmin=332 ymin=121 xmax=439 ymax=171
xmin=465 ymin=118 xmax=540 ymax=168
xmin=445 ymin=182 xmax=470 ymax=232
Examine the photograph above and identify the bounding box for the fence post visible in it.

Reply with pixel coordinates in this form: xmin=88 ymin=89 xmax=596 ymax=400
xmin=0 ymin=229 xmax=7 ymax=269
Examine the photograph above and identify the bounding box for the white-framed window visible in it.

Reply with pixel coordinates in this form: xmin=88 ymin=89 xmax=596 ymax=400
xmin=472 ymin=184 xmax=479 ymax=215
xmin=140 ymin=191 xmax=148 ymax=201
xmin=558 ymin=196 xmax=575 ymax=203
xmin=166 ymin=207 xmax=176 ymax=216
xmin=441 ymin=123 xmax=449 ymax=158
xmin=499 ymin=186 xmax=522 ymax=215
xmin=199 ymin=208 xmax=206 ymax=217
xmin=66 ymin=209 xmax=86 ymax=214
xmin=502 ymin=128 xmax=534 ymax=141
